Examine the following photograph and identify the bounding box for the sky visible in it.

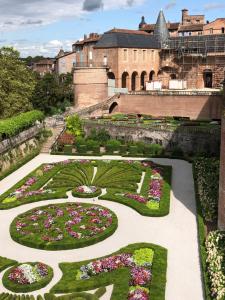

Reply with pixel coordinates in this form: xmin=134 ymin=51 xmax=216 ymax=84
xmin=0 ymin=0 xmax=224 ymax=57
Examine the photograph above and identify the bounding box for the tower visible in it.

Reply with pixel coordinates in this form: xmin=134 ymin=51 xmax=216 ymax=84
xmin=154 ymin=10 xmax=169 ymax=48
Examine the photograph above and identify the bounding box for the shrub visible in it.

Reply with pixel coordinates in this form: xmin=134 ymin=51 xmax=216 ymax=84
xmin=171 ymin=147 xmax=184 ymax=157
xmin=66 ymin=115 xmax=84 ymax=137
xmin=63 ymin=145 xmax=73 ymax=154
xmin=86 ymin=140 xmax=100 ymax=152
xmin=58 ymin=132 xmax=75 ymax=146
xmin=105 ymin=140 xmax=121 ymax=152
xmin=129 ymin=145 xmax=138 ymax=155
xmin=0 ymin=110 xmax=44 ymax=141
xmin=88 ymin=129 xmax=110 ymax=144
xmin=119 ymin=145 xmax=127 ymax=154
xmin=194 ymin=158 xmax=219 ymax=222
xmin=135 ymin=142 xmax=145 ymax=154
xmin=77 ymin=145 xmax=87 ymax=154
xmin=144 ymin=144 xmax=164 ymax=156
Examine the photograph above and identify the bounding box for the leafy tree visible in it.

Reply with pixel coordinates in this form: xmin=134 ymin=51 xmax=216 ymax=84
xmin=31 ymin=72 xmax=73 ymax=115
xmin=66 ymin=114 xmax=84 ymax=137
xmin=0 ymin=47 xmax=36 ymax=119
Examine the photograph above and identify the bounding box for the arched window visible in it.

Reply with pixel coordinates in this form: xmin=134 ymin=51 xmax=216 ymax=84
xmin=140 ymin=71 xmax=147 ymax=90
xmin=121 ymin=72 xmax=129 ymax=89
xmin=149 ymin=70 xmax=155 ymax=81
xmin=222 ymin=27 xmax=225 ymax=34
xmin=170 ymin=74 xmax=176 ymax=80
xmin=131 ymin=72 xmax=138 ymax=91
xmin=108 ymin=72 xmax=115 ymax=80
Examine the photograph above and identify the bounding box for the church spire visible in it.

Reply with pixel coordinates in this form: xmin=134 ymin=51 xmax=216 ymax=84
xmin=154 ymin=10 xmax=169 ymax=48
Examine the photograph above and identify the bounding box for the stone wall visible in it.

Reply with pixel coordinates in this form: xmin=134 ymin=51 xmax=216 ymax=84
xmin=84 ymin=122 xmax=221 ymax=155
xmin=0 ymin=125 xmax=44 ymax=176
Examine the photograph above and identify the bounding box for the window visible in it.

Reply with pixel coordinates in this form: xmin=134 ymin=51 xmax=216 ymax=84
xmin=210 ymin=28 xmax=213 ymax=34
xmin=222 ymin=27 xmax=225 ymax=34
xmin=143 ymin=50 xmax=146 ymax=61
xmin=133 ymin=50 xmax=138 ymax=61
xmin=123 ymin=49 xmax=128 ymax=61
xmin=189 ymin=32 xmax=192 ymax=36
xmin=89 ymin=51 xmax=93 ymax=60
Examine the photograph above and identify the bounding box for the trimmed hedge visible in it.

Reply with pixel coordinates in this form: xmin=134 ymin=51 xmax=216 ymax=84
xmin=2 ymin=262 xmax=53 ymax=293
xmin=193 ymin=160 xmax=213 ymax=300
xmin=51 ymin=243 xmax=167 ymax=300
xmin=0 ymin=256 xmax=17 ymax=273
xmin=0 ymin=110 xmax=44 ymax=140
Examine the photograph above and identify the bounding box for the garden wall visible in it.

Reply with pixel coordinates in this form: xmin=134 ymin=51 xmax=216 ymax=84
xmin=0 ymin=124 xmax=44 ymax=176
xmin=113 ymin=92 xmax=223 ymax=120
xmin=84 ymin=122 xmax=221 ymax=155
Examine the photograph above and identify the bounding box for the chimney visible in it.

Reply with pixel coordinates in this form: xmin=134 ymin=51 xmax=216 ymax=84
xmin=182 ymin=9 xmax=189 ymax=25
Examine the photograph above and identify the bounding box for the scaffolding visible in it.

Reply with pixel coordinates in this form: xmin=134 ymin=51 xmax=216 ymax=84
xmin=159 ymin=34 xmax=225 ymax=88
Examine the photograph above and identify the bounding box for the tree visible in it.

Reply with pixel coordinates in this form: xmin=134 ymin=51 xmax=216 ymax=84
xmin=31 ymin=72 xmax=73 ymax=115
xmin=66 ymin=114 xmax=84 ymax=137
xmin=0 ymin=47 xmax=36 ymax=119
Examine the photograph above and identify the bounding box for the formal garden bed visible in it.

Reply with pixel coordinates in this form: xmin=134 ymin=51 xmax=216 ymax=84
xmin=2 ymin=262 xmax=53 ymax=293
xmin=0 ymin=159 xmax=171 ymax=217
xmin=10 ymin=203 xmax=118 ymax=250
xmin=51 ymin=243 xmax=167 ymax=300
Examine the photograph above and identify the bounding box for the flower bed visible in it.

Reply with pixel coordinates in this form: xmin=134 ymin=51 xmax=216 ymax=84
xmin=205 ymin=231 xmax=225 ymax=300
xmin=72 ymin=186 xmax=102 ymax=198
xmin=10 ymin=203 xmax=118 ymax=250
xmin=51 ymin=243 xmax=167 ymax=300
xmin=2 ymin=262 xmax=53 ymax=293
xmin=76 ymin=249 xmax=153 ymax=300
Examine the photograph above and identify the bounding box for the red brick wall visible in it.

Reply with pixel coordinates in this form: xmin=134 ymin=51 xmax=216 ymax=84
xmin=115 ymin=93 xmax=223 ymax=119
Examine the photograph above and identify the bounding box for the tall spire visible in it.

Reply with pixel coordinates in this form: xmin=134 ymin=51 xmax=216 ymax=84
xmin=154 ymin=10 xmax=169 ymax=48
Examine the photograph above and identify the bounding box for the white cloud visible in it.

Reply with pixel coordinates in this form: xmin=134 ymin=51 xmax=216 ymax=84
xmin=0 ymin=39 xmax=74 ymax=57
xmin=0 ymin=0 xmax=145 ymax=32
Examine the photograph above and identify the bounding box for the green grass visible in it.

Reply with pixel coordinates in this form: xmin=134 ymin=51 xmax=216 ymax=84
xmin=10 ymin=202 xmax=118 ymax=251
xmin=0 ymin=256 xmax=17 ymax=273
xmin=2 ymin=262 xmax=53 ymax=293
xmin=51 ymin=243 xmax=167 ymax=300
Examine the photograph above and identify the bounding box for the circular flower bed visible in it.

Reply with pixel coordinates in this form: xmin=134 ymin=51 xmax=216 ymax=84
xmin=72 ymin=186 xmax=102 ymax=198
xmin=10 ymin=203 xmax=118 ymax=250
xmin=2 ymin=262 xmax=53 ymax=293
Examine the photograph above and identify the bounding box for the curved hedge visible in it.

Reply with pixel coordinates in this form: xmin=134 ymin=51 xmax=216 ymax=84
xmin=10 ymin=203 xmax=118 ymax=251
xmin=72 ymin=188 xmax=102 ymax=198
xmin=0 ymin=110 xmax=44 ymax=140
xmin=2 ymin=262 xmax=53 ymax=293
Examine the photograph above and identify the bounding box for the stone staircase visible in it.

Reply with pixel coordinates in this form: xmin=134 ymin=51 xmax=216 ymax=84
xmin=41 ymin=123 xmax=65 ymax=154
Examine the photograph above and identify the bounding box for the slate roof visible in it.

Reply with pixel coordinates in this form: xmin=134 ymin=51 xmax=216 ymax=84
xmin=95 ymin=29 xmax=160 ymax=49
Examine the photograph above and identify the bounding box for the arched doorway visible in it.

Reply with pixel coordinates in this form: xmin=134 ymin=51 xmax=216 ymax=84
xmin=122 ymin=72 xmax=129 ymax=89
xmin=109 ymin=102 xmax=119 ymax=114
xmin=203 ymin=69 xmax=213 ymax=88
xmin=140 ymin=71 xmax=147 ymax=90
xmin=131 ymin=71 xmax=138 ymax=91
xmin=149 ymin=70 xmax=155 ymax=81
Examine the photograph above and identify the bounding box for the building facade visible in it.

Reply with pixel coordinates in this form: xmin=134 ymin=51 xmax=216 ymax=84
xmin=72 ymin=9 xmax=225 ymax=107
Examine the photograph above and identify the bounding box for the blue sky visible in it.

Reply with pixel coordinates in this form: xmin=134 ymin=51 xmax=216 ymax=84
xmin=0 ymin=0 xmax=224 ymax=57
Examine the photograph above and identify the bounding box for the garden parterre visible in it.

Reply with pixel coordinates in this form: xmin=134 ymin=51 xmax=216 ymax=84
xmin=0 ymin=159 xmax=171 ymax=216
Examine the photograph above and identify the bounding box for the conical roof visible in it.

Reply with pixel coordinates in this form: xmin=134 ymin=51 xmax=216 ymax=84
xmin=154 ymin=10 xmax=169 ymax=47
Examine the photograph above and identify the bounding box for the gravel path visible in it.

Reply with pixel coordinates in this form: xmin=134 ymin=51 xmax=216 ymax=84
xmin=0 ymin=154 xmax=204 ymax=299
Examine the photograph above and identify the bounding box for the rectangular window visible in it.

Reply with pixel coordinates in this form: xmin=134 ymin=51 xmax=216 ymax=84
xmin=143 ymin=50 xmax=146 ymax=61
xmin=123 ymin=49 xmax=128 ymax=61
xmin=134 ymin=50 xmax=138 ymax=61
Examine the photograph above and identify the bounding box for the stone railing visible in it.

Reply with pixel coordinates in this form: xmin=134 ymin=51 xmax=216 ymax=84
xmin=0 ymin=124 xmax=44 ymax=155
xmin=128 ymin=89 xmax=222 ymax=96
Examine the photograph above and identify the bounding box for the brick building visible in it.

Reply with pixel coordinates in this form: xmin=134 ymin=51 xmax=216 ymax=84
xmin=72 ymin=9 xmax=225 ymax=108
xmin=32 ymin=58 xmax=55 ymax=76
